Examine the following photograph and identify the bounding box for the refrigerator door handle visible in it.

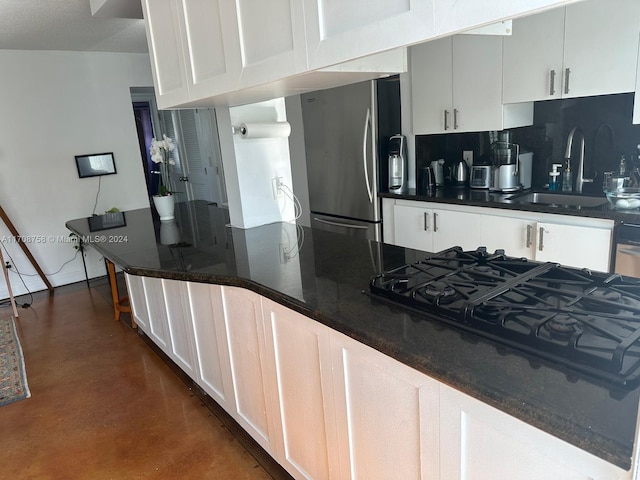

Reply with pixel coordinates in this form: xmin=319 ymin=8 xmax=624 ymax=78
xmin=363 ymin=108 xmax=373 ymax=204
xmin=313 ymin=217 xmax=369 ymax=230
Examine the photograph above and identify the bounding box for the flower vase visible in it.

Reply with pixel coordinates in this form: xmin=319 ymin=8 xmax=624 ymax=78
xmin=152 ymin=195 xmax=175 ymax=221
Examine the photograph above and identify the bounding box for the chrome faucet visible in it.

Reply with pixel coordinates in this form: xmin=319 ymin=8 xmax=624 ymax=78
xmin=564 ymin=126 xmax=595 ymax=193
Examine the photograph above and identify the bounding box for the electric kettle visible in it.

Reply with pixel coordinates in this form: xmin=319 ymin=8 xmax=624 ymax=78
xmin=452 ymin=160 xmax=469 ymax=187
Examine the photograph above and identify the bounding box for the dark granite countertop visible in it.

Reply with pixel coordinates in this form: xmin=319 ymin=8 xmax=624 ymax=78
xmin=66 ymin=201 xmax=639 ymax=470
xmin=381 ymin=187 xmax=640 ymax=224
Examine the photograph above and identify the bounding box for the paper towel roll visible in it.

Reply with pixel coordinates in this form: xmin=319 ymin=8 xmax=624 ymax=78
xmin=239 ymin=122 xmax=291 ymax=139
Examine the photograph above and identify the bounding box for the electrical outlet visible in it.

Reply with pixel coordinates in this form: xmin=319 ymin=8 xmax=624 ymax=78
xmin=463 ymin=151 xmax=473 ymax=166
xmin=272 ymin=176 xmax=284 ymax=199
xmin=279 ymin=243 xmax=289 ymax=263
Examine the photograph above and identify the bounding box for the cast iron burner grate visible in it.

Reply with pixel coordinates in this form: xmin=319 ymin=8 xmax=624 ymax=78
xmin=369 ymin=247 xmax=640 ymax=389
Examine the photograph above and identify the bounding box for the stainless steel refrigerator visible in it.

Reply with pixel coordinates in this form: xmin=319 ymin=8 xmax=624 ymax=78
xmin=301 ymin=77 xmax=401 ymax=241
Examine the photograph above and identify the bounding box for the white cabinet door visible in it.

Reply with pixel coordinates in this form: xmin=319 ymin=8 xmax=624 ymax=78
xmin=142 ymin=277 xmax=171 ymax=353
xmin=221 ymin=286 xmax=277 ymax=455
xmin=503 ymin=0 xmax=640 ymax=103
xmin=304 ymin=0 xmax=435 ymax=70
xmin=535 ymin=221 xmax=612 ymax=272
xmin=502 ymin=8 xmax=565 ymax=104
xmin=179 ymin=0 xmax=242 ymax=99
xmin=187 ymin=282 xmax=234 ymax=411
xmin=330 ymin=330 xmax=440 ymax=480
xmin=125 ymin=274 xmax=149 ymax=332
xmin=439 ymin=384 xmax=627 ymax=480
xmin=411 ymin=35 xmax=504 ymax=134
xmin=262 ymin=299 xmax=337 ymax=480
xmin=562 ymin=0 xmax=640 ymax=99
xmin=236 ymin=0 xmax=307 ymax=88
xmin=451 ymin=35 xmax=504 ymax=133
xmin=432 ymin=207 xmax=484 ymax=252
xmin=411 ymin=37 xmax=453 ymax=134
xmin=141 ymin=0 xmax=190 ymax=109
xmin=480 ymin=214 xmax=535 ymax=258
xmin=161 ymin=279 xmax=198 ymax=380
xmin=393 ymin=203 xmax=434 ymax=251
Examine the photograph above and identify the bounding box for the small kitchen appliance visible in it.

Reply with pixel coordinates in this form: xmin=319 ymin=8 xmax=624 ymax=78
xmin=452 ymin=159 xmax=469 ymax=187
xmin=470 ymin=165 xmax=494 ymax=189
xmin=369 ymin=246 xmax=640 ymax=390
xmin=490 ymin=141 xmax=522 ymax=192
xmin=388 ymin=134 xmax=408 ymax=194
xmin=418 ymin=166 xmax=435 ymax=195
xmin=430 ymin=159 xmax=445 ymax=187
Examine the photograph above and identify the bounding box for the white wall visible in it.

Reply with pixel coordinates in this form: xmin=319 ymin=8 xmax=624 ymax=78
xmin=219 ymin=98 xmax=296 ymax=229
xmin=0 ymin=50 xmax=153 ymax=299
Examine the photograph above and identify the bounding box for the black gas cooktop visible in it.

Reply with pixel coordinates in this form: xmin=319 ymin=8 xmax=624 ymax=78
xmin=369 ymin=247 xmax=640 ymax=390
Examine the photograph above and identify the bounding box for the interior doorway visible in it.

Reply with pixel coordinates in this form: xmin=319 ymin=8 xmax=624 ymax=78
xmin=130 ymin=88 xmax=228 ymax=206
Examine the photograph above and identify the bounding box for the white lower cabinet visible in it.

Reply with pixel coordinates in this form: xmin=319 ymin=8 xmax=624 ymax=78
xmin=261 ymin=299 xmax=337 ymax=480
xmin=141 ymin=277 xmax=172 ymax=353
xmin=125 ymin=274 xmax=149 ymax=331
xmin=439 ymin=384 xmax=627 ymax=480
xmin=220 ymin=286 xmax=279 ymax=456
xmin=127 ymin=275 xmax=629 ymax=479
xmin=187 ymin=282 xmax=234 ymax=411
xmin=162 ymin=279 xmax=199 ymax=379
xmin=392 ymin=203 xmax=483 ymax=252
xmin=390 ymin=200 xmax=614 ymax=272
xmin=329 ymin=330 xmax=440 ymax=480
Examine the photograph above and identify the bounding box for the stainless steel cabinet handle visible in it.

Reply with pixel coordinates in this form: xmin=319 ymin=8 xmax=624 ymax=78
xmin=526 ymin=224 xmax=532 ymax=248
xmin=444 ymin=110 xmax=449 ymax=131
xmin=423 ymin=212 xmax=429 ymax=231
xmin=549 ymin=69 xmax=556 ymax=95
xmin=433 ymin=212 xmax=438 ymax=232
xmin=313 ymin=218 xmax=368 ymax=229
xmin=538 ymin=227 xmax=545 ymax=251
xmin=453 ymin=109 xmax=459 ymax=129
xmin=564 ymin=67 xmax=571 ymax=95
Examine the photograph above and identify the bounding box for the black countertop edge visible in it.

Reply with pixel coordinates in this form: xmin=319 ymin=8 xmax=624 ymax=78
xmin=122 ymin=264 xmax=631 ymax=470
xmin=380 ymin=188 xmax=640 ymax=223
xmin=66 ymin=205 xmax=637 ymax=471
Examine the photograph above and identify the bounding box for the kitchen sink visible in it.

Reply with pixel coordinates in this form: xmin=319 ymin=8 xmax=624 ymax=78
xmin=506 ymin=191 xmax=609 ymax=208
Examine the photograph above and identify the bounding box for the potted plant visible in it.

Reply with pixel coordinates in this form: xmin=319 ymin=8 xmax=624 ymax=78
xmin=150 ymin=134 xmax=177 ymax=220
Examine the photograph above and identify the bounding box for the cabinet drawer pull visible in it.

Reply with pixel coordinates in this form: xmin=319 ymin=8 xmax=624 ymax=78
xmin=453 ymin=109 xmax=459 ymax=129
xmin=526 ymin=224 xmax=532 ymax=248
xmin=433 ymin=212 xmax=438 ymax=232
xmin=549 ymin=69 xmax=556 ymax=95
xmin=564 ymin=67 xmax=571 ymax=95
xmin=444 ymin=110 xmax=449 ymax=131
xmin=423 ymin=212 xmax=429 ymax=231
xmin=538 ymin=227 xmax=545 ymax=251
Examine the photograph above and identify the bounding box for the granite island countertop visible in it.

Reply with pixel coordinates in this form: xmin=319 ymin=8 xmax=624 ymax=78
xmin=66 ymin=201 xmax=640 ymax=470
xmin=380 ymin=187 xmax=640 ymax=224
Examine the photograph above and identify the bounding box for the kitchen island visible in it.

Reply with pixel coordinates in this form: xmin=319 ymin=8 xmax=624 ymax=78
xmin=67 ymin=201 xmax=639 ymax=478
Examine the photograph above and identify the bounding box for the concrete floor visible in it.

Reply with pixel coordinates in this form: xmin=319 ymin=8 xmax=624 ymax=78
xmin=0 ymin=278 xmax=290 ymax=479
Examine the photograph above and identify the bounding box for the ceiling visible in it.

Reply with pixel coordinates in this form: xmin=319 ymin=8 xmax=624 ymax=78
xmin=0 ymin=0 xmax=148 ymax=53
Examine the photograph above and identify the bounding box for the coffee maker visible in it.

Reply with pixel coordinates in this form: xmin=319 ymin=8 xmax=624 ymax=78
xmin=388 ymin=134 xmax=408 ymax=194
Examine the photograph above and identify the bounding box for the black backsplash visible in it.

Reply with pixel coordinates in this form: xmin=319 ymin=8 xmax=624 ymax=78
xmin=415 ymin=93 xmax=640 ymax=194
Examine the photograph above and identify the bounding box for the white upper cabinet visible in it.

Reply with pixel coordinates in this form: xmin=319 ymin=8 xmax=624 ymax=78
xmin=412 ymin=35 xmax=521 ymax=135
xmin=142 ymin=0 xmax=242 ymax=109
xmin=180 ymin=0 xmax=242 ymax=101
xmin=141 ymin=0 xmax=191 ymax=108
xmin=304 ymin=0 xmax=435 ymax=70
xmin=503 ymin=0 xmax=640 ymax=103
xmin=236 ymin=0 xmax=307 ymax=88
